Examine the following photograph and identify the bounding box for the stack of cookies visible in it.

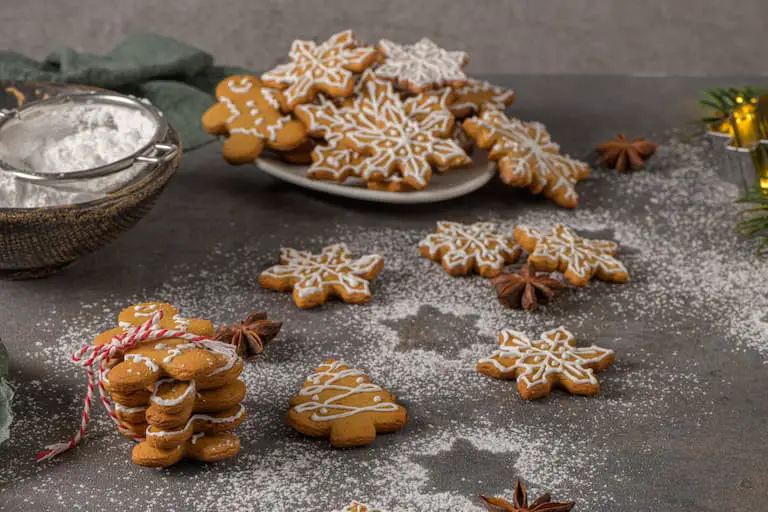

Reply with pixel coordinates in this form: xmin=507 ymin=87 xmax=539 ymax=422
xmin=202 ymin=30 xmax=591 ymax=207
xmin=97 ymin=303 xmax=247 ymax=468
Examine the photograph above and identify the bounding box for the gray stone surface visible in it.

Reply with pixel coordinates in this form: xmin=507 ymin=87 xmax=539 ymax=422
xmin=1 ymin=1 xmax=767 ymax=76
xmin=1 ymin=76 xmax=768 ymax=511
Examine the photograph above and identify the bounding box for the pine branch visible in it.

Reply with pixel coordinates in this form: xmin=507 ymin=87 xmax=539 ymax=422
xmin=734 ymin=186 xmax=768 ymax=256
xmin=697 ymin=86 xmax=767 ymax=126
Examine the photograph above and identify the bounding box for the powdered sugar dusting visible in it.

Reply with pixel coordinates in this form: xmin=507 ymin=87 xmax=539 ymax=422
xmin=1 ymin=133 xmax=767 ymax=510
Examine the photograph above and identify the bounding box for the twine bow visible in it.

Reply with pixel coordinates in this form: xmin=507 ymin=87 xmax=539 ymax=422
xmin=36 ymin=310 xmax=237 ymax=462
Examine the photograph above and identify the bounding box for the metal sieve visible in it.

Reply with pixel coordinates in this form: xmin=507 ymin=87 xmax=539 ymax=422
xmin=0 ymin=92 xmax=178 ymax=182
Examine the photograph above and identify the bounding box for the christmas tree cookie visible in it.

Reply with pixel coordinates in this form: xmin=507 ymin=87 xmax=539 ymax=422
xmin=288 ymin=360 xmax=407 ymax=447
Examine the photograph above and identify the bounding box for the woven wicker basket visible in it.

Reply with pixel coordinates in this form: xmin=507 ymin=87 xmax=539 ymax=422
xmin=0 ymin=81 xmax=181 ymax=279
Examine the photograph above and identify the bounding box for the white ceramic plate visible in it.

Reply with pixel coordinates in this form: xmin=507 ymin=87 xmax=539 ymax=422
xmin=255 ymin=152 xmax=496 ymax=204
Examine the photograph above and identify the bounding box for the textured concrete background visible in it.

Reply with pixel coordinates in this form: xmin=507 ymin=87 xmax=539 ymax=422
xmin=0 ymin=0 xmax=766 ymax=75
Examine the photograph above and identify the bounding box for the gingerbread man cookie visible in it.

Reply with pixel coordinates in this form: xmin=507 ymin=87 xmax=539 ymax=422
xmin=288 ymin=360 xmax=407 ymax=448
xmin=202 ymin=75 xmax=307 ymax=164
xmin=262 ymin=30 xmax=379 ymax=110
xmin=514 ymin=224 xmax=629 ymax=287
xmin=259 ymin=243 xmax=385 ymax=309
xmin=132 ymin=432 xmax=241 ymax=468
xmin=477 ymin=327 xmax=614 ymax=400
xmin=463 ymin=110 xmax=590 ymax=208
xmin=38 ymin=303 xmax=247 ymax=467
xmin=419 ymin=221 xmax=522 ymax=277
xmin=375 ymin=37 xmax=468 ymax=93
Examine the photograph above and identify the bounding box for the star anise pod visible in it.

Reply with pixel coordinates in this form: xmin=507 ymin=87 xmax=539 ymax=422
xmin=490 ymin=262 xmax=563 ymax=311
xmin=215 ymin=311 xmax=282 ymax=358
xmin=596 ymin=133 xmax=658 ymax=171
xmin=479 ymin=479 xmax=575 ymax=512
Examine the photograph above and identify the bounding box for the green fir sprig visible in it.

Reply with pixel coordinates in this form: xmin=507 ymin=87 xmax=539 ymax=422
xmin=698 ymin=87 xmax=766 ymax=126
xmin=735 ymin=185 xmax=768 ymax=256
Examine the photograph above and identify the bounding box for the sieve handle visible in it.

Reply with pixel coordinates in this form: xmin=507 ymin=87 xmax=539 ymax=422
xmin=135 ymin=143 xmax=178 ymax=164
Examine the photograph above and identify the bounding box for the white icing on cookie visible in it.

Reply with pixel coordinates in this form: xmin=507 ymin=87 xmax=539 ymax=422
xmin=150 ymin=378 xmax=196 ymax=407
xmin=419 ymin=221 xmax=521 ymax=274
xmin=478 ymin=327 xmax=614 ymax=388
xmin=261 ymin=30 xmax=378 ymax=109
xmin=292 ymin=361 xmax=399 ymax=422
xmin=260 ymin=243 xmax=383 ymax=300
xmin=345 ymin=77 xmax=470 ymax=188
xmin=123 ymin=353 xmax=159 ymax=373
xmin=145 ymin=405 xmax=246 ymax=438
xmin=375 ymin=37 xmax=468 ymax=91
xmin=517 ymin=224 xmax=628 ymax=281
xmin=114 ymin=403 xmax=148 ymax=414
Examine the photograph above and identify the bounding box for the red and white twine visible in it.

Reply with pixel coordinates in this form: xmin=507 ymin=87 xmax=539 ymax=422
xmin=36 ymin=310 xmax=237 ymax=462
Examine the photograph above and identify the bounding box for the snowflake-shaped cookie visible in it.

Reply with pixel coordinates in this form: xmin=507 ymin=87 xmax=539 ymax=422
xmin=463 ymin=109 xmax=590 ymax=208
xmin=449 ymin=79 xmax=516 ymax=119
xmin=514 ymin=224 xmax=629 ymax=287
xmin=375 ymin=37 xmax=468 ymax=93
xmin=202 ymin=75 xmax=307 ymax=163
xmin=259 ymin=244 xmax=385 ymax=309
xmin=306 ymin=137 xmax=367 ymax=182
xmin=419 ymin=221 xmax=522 ymax=277
xmin=261 ymin=30 xmax=379 ymax=110
xmin=477 ymin=326 xmax=615 ymax=400
xmin=346 ymin=78 xmax=470 ymax=189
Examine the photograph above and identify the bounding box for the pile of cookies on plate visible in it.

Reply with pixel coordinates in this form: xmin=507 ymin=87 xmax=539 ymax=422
xmin=202 ymin=30 xmax=590 ymax=207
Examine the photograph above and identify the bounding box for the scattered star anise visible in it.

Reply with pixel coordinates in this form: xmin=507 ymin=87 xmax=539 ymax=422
xmin=596 ymin=133 xmax=658 ymax=171
xmin=215 ymin=311 xmax=282 ymax=358
xmin=480 ymin=479 xmax=575 ymax=512
xmin=490 ymin=262 xmax=563 ymax=312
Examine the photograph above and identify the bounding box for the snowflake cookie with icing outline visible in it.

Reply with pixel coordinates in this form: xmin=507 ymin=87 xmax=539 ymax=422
xmin=514 ymin=224 xmax=629 ymax=287
xmin=463 ymin=109 xmax=590 ymax=208
xmin=288 ymin=360 xmax=407 ymax=448
xmin=375 ymin=37 xmax=469 ymax=93
xmin=449 ymin=79 xmax=516 ymax=119
xmin=477 ymin=326 xmax=615 ymax=400
xmin=261 ymin=30 xmax=379 ymax=110
xmin=295 ymin=74 xmax=463 ymax=186
xmin=419 ymin=221 xmax=522 ymax=278
xmin=333 ymin=501 xmax=389 ymax=512
xmin=202 ymin=75 xmax=307 ymax=164
xmin=259 ymin=243 xmax=385 ymax=309
xmin=344 ymin=77 xmax=471 ymax=189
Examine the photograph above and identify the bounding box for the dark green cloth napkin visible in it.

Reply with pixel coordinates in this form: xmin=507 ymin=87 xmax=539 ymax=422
xmin=0 ymin=33 xmax=250 ymax=150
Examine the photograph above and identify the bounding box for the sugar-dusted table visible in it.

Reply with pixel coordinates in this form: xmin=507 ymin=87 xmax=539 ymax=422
xmin=1 ymin=76 xmax=768 ymax=511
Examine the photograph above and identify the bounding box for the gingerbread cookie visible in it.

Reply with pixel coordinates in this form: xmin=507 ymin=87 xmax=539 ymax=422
xmin=276 ymin=139 xmax=316 ymax=164
xmin=259 ymin=244 xmax=384 ymax=309
xmin=306 ymin=137 xmax=367 ymax=182
xmin=477 ymin=327 xmax=614 ymax=400
xmin=132 ymin=432 xmax=241 ymax=468
xmin=288 ymin=360 xmax=407 ymax=448
xmin=296 ymin=75 xmax=463 ymax=187
xmin=375 ymin=37 xmax=468 ymax=93
xmin=419 ymin=221 xmax=522 ymax=277
xmin=335 ymin=501 xmax=388 ymax=512
xmin=262 ymin=30 xmax=379 ymax=110
xmin=366 ymin=175 xmax=414 ymax=193
xmin=202 ymin=75 xmax=307 ymax=164
xmin=449 ymin=79 xmax=516 ymax=119
xmin=514 ymin=224 xmax=629 ymax=287
xmin=463 ymin=110 xmax=590 ymax=208
xmin=144 ymin=405 xmax=246 ymax=450
xmin=344 ymin=76 xmax=470 ymax=189
xmin=37 ymin=303 xmax=247 ymax=466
